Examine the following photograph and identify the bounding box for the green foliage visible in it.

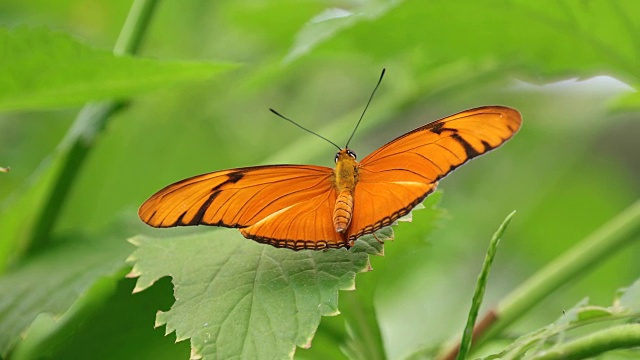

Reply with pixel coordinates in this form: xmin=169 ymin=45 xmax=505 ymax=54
xmin=1 ymin=0 xmax=639 ymax=360
xmin=480 ymin=280 xmax=640 ymax=359
xmin=0 ymin=228 xmax=132 ymax=358
xmin=128 ymin=228 xmax=388 ymax=359
xmin=0 ymin=27 xmax=235 ymax=111
xmin=457 ymin=211 xmax=516 ymax=360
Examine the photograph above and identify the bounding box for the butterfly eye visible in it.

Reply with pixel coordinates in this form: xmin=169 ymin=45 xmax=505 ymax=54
xmin=347 ymin=149 xmax=357 ymax=159
xmin=334 ymin=153 xmax=340 ymax=163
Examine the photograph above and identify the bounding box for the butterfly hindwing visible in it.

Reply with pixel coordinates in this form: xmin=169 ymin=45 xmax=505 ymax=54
xmin=239 ymin=187 xmax=346 ymax=249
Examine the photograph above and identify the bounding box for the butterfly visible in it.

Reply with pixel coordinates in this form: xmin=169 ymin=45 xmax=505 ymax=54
xmin=139 ymin=72 xmax=522 ymax=251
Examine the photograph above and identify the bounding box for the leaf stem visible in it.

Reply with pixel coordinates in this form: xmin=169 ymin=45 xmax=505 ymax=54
xmin=25 ymin=0 xmax=160 ymax=254
xmin=114 ymin=0 xmax=160 ymax=56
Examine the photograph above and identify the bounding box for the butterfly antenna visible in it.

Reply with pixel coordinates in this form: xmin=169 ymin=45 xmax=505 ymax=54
xmin=345 ymin=68 xmax=386 ymax=148
xmin=269 ymin=108 xmax=341 ymax=150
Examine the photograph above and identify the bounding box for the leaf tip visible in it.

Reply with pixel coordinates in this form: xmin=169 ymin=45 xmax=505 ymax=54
xmin=176 ymin=334 xmax=190 ymax=342
xmin=131 ymin=284 xmax=146 ymax=294
xmin=126 ymin=267 xmax=141 ymax=279
xmin=300 ymin=338 xmax=313 ymax=349
xmin=190 ymin=348 xmax=203 ymax=360
xmin=362 ymin=258 xmax=374 ymax=273
xmin=155 ymin=311 xmax=169 ymax=328
xmin=127 ymin=235 xmax=142 ymax=247
xmin=325 ymin=308 xmax=341 ymax=317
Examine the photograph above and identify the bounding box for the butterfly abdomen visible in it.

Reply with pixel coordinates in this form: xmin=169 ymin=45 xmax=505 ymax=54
xmin=333 ymin=148 xmax=359 ymax=233
xmin=333 ymin=190 xmax=353 ymax=233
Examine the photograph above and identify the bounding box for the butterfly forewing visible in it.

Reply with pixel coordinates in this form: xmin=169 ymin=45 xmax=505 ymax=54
xmin=347 ymin=106 xmax=521 ymax=241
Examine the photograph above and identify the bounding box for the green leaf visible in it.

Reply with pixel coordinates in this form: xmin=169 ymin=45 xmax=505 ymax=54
xmin=0 ymin=27 xmax=237 ymax=111
xmin=457 ymin=211 xmax=515 ymax=360
xmin=611 ymin=89 xmax=640 ymax=112
xmin=288 ymin=0 xmax=640 ymax=85
xmin=480 ymin=277 xmax=640 ymax=360
xmin=127 ymin=229 xmax=389 ymax=359
xmin=11 ymin=267 xmax=128 ymax=360
xmin=0 ymin=229 xmax=133 ymax=358
xmin=459 ymin=199 xmax=640 ymax=354
xmin=477 ymin=298 xmax=586 ymax=360
xmin=41 ymin=277 xmax=190 ymax=360
xmin=616 ymin=279 xmax=640 ymax=313
xmin=284 ymin=0 xmax=403 ymax=63
xmin=0 ymin=21 xmax=238 ymax=269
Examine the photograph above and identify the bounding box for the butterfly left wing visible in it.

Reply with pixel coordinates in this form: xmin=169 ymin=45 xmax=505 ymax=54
xmin=347 ymin=106 xmax=522 ymax=241
xmin=139 ymin=165 xmax=349 ymax=250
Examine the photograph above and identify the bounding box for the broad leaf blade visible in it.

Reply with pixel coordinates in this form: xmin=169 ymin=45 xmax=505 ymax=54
xmin=287 ymin=0 xmax=640 ymax=87
xmin=39 ymin=277 xmax=190 ymax=360
xmin=128 ymin=229 xmax=382 ymax=359
xmin=0 ymin=26 xmax=236 ymax=268
xmin=0 ymin=27 xmax=236 ymax=111
xmin=0 ymin=230 xmax=133 ymax=357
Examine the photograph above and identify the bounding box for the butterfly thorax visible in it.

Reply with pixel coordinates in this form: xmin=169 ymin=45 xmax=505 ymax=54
xmin=333 ymin=149 xmax=358 ymax=234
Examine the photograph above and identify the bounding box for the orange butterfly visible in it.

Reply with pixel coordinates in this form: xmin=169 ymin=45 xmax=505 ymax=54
xmin=139 ymin=72 xmax=521 ymax=250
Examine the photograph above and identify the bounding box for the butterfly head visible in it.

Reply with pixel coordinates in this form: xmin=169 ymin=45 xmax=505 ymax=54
xmin=335 ymin=148 xmax=357 ymax=164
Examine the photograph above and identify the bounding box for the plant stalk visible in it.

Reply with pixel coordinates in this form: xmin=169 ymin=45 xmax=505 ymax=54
xmin=438 ymin=199 xmax=640 ymax=359
xmin=26 ymin=0 xmax=160 ymax=254
xmin=532 ymin=324 xmax=640 ymax=360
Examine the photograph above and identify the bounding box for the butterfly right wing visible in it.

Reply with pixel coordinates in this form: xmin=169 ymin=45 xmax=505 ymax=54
xmin=139 ymin=164 xmax=348 ymax=249
xmin=347 ymin=106 xmax=522 ymax=241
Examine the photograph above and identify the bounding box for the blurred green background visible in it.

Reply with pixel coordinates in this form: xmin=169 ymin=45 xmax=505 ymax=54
xmin=0 ymin=0 xmax=639 ymax=359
